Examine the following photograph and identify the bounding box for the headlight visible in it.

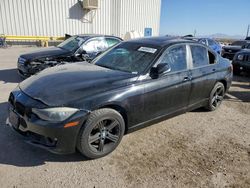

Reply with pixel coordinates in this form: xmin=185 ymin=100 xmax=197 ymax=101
xmin=237 ymin=54 xmax=244 ymax=61
xmin=18 ymin=57 xmax=26 ymax=64
xmin=32 ymin=107 xmax=79 ymax=121
xmin=30 ymin=61 xmax=42 ymax=65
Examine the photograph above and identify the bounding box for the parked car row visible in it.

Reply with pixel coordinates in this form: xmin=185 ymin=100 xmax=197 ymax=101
xmin=221 ymin=40 xmax=248 ymax=60
xmin=7 ymin=36 xmax=233 ymax=159
xmin=182 ymin=36 xmax=222 ymax=54
xmin=197 ymin=38 xmax=222 ymax=54
xmin=222 ymin=40 xmax=250 ymax=75
xmin=232 ymin=41 xmax=250 ymax=75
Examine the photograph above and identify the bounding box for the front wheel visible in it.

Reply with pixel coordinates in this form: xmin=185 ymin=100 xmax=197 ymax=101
xmin=77 ymin=108 xmax=125 ymax=159
xmin=206 ymin=82 xmax=225 ymax=111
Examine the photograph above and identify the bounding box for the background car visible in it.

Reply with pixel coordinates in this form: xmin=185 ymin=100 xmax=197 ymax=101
xmin=17 ymin=34 xmax=122 ymax=78
xmin=198 ymin=38 xmax=222 ymax=54
xmin=232 ymin=42 xmax=250 ymax=75
xmin=7 ymin=37 xmax=232 ymax=159
xmin=221 ymin=40 xmax=248 ymax=60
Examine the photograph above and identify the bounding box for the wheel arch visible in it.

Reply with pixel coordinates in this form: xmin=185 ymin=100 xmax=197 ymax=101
xmin=98 ymin=104 xmax=128 ymax=134
xmin=217 ymin=79 xmax=227 ymax=91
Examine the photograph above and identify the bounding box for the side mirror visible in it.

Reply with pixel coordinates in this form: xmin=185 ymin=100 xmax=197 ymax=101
xmin=157 ymin=63 xmax=171 ymax=74
xmin=150 ymin=63 xmax=171 ymax=79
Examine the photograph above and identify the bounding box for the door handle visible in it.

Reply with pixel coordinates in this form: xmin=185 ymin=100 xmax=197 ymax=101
xmin=183 ymin=76 xmax=191 ymax=82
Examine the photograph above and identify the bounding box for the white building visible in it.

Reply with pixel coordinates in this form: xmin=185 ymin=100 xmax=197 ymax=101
xmin=0 ymin=0 xmax=161 ymax=39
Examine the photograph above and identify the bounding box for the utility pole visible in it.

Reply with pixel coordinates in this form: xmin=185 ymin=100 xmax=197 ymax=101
xmin=193 ymin=29 xmax=197 ymax=37
xmin=246 ymin=24 xmax=250 ymax=38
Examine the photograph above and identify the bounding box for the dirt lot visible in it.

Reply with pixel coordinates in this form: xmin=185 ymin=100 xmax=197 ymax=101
xmin=0 ymin=47 xmax=249 ymax=188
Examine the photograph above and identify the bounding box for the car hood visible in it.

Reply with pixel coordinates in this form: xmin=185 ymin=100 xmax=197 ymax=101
xmin=19 ymin=62 xmax=137 ymax=106
xmin=20 ymin=47 xmax=72 ymax=61
xmin=239 ymin=49 xmax=250 ymax=53
xmin=222 ymin=45 xmax=242 ymax=50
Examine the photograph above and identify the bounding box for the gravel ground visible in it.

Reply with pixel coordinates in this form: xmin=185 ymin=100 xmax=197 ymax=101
xmin=0 ymin=47 xmax=249 ymax=188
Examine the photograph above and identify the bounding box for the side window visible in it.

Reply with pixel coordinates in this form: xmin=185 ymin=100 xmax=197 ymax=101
xmin=81 ymin=38 xmax=108 ymax=53
xmin=105 ymin=38 xmax=121 ymax=48
xmin=160 ymin=45 xmax=187 ymax=72
xmin=191 ymin=45 xmax=216 ymax=67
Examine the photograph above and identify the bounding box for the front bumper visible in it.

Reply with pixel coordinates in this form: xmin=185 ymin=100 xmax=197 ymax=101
xmin=221 ymin=52 xmax=236 ymax=60
xmin=232 ymin=60 xmax=250 ymax=73
xmin=6 ymin=90 xmax=89 ymax=154
xmin=17 ymin=59 xmax=31 ymax=78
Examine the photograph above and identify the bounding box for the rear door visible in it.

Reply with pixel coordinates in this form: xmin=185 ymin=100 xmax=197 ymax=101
xmin=142 ymin=44 xmax=192 ymax=121
xmin=188 ymin=44 xmax=218 ymax=106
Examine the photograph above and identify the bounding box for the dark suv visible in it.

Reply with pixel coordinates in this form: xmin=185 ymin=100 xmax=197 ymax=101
xmin=7 ymin=37 xmax=232 ymax=159
xmin=221 ymin=40 xmax=248 ymax=60
xmin=232 ymin=42 xmax=250 ymax=75
xmin=17 ymin=34 xmax=122 ymax=78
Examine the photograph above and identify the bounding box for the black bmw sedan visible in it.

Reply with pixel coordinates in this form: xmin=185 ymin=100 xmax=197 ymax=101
xmin=17 ymin=34 xmax=122 ymax=78
xmin=7 ymin=37 xmax=232 ymax=159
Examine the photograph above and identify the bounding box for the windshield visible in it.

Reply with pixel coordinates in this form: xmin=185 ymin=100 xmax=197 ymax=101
xmin=231 ymin=41 xmax=246 ymax=46
xmin=57 ymin=36 xmax=86 ymax=52
xmin=93 ymin=42 xmax=160 ymax=74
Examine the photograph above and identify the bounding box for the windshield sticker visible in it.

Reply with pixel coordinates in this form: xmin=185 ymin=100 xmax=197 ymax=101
xmin=138 ymin=47 xmax=157 ymax=54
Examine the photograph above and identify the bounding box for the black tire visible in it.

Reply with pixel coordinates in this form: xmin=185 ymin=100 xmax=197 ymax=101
xmin=77 ymin=108 xmax=125 ymax=159
xmin=206 ymin=82 xmax=225 ymax=111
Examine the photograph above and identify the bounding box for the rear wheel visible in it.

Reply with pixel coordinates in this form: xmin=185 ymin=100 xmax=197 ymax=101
xmin=77 ymin=108 xmax=125 ymax=159
xmin=206 ymin=82 xmax=225 ymax=111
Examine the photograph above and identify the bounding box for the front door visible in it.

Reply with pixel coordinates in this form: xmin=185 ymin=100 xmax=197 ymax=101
xmin=142 ymin=44 xmax=192 ymax=122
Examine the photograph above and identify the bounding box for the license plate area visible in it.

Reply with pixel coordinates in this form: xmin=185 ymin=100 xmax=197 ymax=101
xmin=9 ymin=110 xmax=19 ymax=129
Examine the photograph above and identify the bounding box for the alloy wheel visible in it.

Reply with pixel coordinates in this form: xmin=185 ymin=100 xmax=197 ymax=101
xmin=88 ymin=119 xmax=121 ymax=153
xmin=211 ymin=85 xmax=224 ymax=108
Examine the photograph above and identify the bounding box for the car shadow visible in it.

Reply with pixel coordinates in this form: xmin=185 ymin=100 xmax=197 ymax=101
xmin=0 ymin=102 xmax=88 ymax=167
xmin=226 ymin=91 xmax=250 ymax=103
xmin=191 ymin=108 xmax=207 ymax=113
xmin=233 ymin=75 xmax=250 ymax=83
xmin=0 ymin=68 xmax=23 ymax=83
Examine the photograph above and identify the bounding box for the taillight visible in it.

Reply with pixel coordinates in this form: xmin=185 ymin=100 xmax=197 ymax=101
xmin=230 ymin=64 xmax=233 ymax=72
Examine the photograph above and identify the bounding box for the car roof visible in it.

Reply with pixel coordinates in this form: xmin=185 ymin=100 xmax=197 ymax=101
xmin=127 ymin=36 xmax=197 ymax=48
xmin=75 ymin=34 xmax=122 ymax=40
